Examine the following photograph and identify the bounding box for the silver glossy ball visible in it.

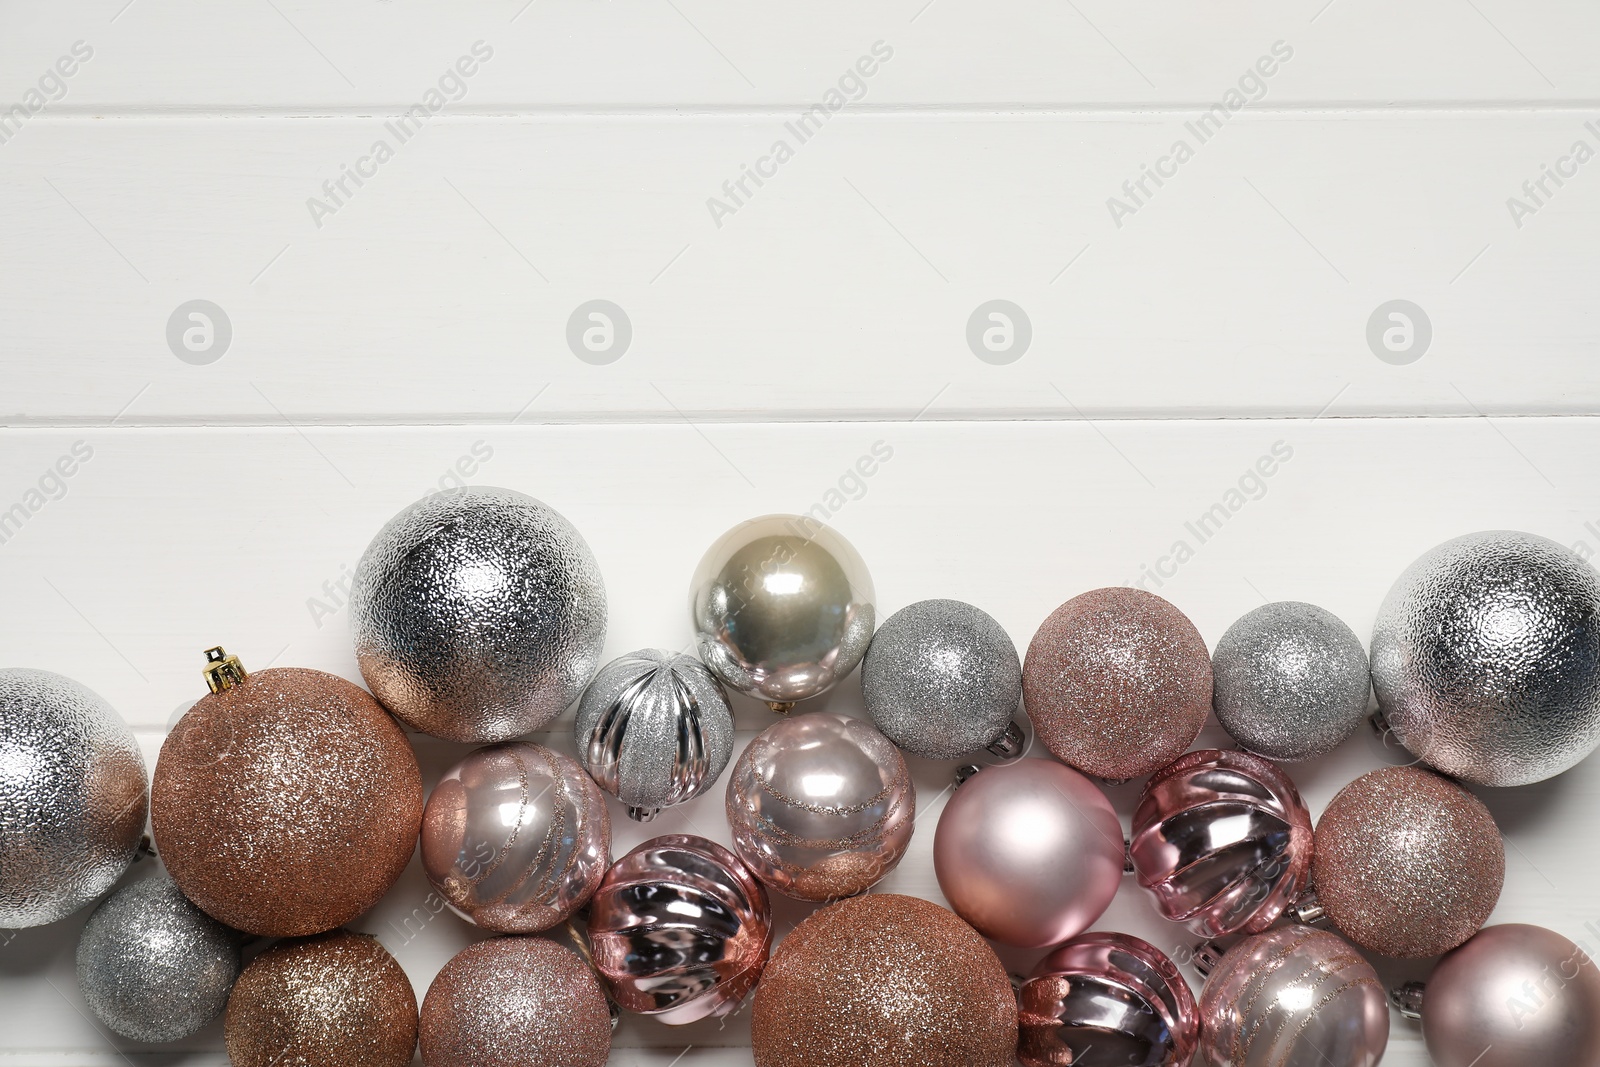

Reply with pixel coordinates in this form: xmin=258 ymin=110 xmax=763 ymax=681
xmin=690 ymin=515 xmax=875 ymax=709
xmin=351 ymin=486 xmax=608 ymax=743
xmin=76 ymin=871 xmax=242 ymax=1042
xmin=1371 ymin=530 xmax=1600 ymax=786
xmin=0 ymin=669 xmax=147 ymax=928
xmin=1212 ymin=602 xmax=1370 ymax=762
xmin=574 ymin=649 xmax=734 ymax=819
xmin=861 ymin=599 xmax=1020 ymax=760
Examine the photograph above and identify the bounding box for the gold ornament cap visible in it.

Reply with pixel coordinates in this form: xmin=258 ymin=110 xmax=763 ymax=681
xmin=202 ymin=647 xmax=248 ymax=693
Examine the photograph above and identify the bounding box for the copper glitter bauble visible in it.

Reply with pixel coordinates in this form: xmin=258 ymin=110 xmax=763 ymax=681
xmin=152 ymin=649 xmax=423 ymax=937
xmin=750 ymin=893 xmax=1017 ymax=1067
xmin=1312 ymin=766 xmax=1503 ymax=958
xmin=224 ymin=930 xmax=418 ymax=1067
xmin=420 ymin=937 xmax=611 ymax=1067
xmin=420 ymin=742 xmax=610 ymax=934
xmin=1023 ymin=587 xmax=1211 ymax=780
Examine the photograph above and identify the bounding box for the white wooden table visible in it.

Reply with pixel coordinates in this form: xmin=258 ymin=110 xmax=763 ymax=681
xmin=3 ymin=3 xmax=1597 ymax=1063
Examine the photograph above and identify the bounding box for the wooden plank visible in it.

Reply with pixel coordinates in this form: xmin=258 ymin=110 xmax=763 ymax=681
xmin=0 ymin=417 xmax=1595 ymax=1061
xmin=2 ymin=0 xmax=1595 ymax=110
xmin=2 ymin=111 xmax=1598 ymax=423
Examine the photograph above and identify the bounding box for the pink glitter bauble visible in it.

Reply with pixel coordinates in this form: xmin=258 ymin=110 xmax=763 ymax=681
xmin=1023 ymin=588 xmax=1211 ymax=780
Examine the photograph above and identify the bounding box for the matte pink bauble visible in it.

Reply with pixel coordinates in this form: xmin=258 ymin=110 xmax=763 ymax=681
xmin=1409 ymin=924 xmax=1600 ymax=1067
xmin=1130 ymin=749 xmax=1311 ymax=937
xmin=932 ymin=759 xmax=1123 ymax=948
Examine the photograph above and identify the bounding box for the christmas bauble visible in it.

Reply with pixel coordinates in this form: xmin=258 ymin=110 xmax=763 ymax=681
xmin=350 ymin=486 xmax=607 ymax=742
xmin=1023 ymin=587 xmax=1211 ymax=779
xmin=1198 ymin=926 xmax=1388 ymax=1067
xmin=420 ymin=741 xmax=609 ymax=933
xmin=750 ymin=894 xmax=1016 ymax=1067
xmin=726 ymin=712 xmax=913 ymax=901
xmin=587 ymin=834 xmax=771 ymax=1024
xmin=152 ymin=648 xmax=422 ymax=937
xmin=574 ymin=649 xmax=734 ymax=821
xmin=76 ymin=871 xmax=242 ymax=1042
xmin=933 ymin=758 xmax=1122 ymax=948
xmin=419 ymin=937 xmax=611 ymax=1067
xmin=689 ymin=514 xmax=875 ymax=710
xmin=860 ymin=598 xmax=1022 ymax=760
xmin=1371 ymin=530 xmax=1600 ymax=786
xmin=225 ymin=930 xmax=417 ymax=1067
xmin=1018 ymin=932 xmax=1200 ymax=1067
xmin=1212 ymin=601 xmax=1370 ymax=762
xmin=1412 ymin=924 xmax=1600 ymax=1067
xmin=1131 ymin=749 xmax=1312 ymax=937
xmin=0 ymin=669 xmax=146 ymax=928
xmin=1313 ymin=766 xmax=1502 ymax=958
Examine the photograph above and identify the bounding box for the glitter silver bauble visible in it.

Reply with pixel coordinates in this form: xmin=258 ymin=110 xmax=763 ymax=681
xmin=860 ymin=599 xmax=1022 ymax=761
xmin=1212 ymin=602 xmax=1370 ymax=762
xmin=0 ymin=669 xmax=147 ymax=928
xmin=76 ymin=871 xmax=242 ymax=1041
xmin=690 ymin=515 xmax=875 ymax=711
xmin=1371 ymin=530 xmax=1600 ymax=786
xmin=574 ymin=649 xmax=734 ymax=821
xmin=350 ymin=486 xmax=608 ymax=743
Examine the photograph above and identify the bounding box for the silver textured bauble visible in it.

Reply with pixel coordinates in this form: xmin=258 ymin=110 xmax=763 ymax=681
xmin=690 ymin=515 xmax=875 ymax=710
xmin=861 ymin=599 xmax=1020 ymax=760
xmin=76 ymin=871 xmax=242 ymax=1041
xmin=574 ymin=649 xmax=734 ymax=820
xmin=1212 ymin=602 xmax=1370 ymax=762
xmin=350 ymin=486 xmax=607 ymax=743
xmin=1371 ymin=530 xmax=1600 ymax=786
xmin=0 ymin=669 xmax=147 ymax=928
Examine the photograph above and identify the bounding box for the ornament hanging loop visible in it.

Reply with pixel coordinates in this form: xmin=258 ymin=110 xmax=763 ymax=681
xmin=1391 ymin=981 xmax=1425 ymax=1020
xmin=202 ymin=646 xmax=248 ymax=693
xmin=986 ymin=720 xmax=1026 ymax=760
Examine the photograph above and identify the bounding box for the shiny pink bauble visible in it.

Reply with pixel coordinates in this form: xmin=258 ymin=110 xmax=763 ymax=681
xmin=587 ymin=835 xmax=772 ymax=1025
xmin=1130 ymin=749 xmax=1311 ymax=938
xmin=1018 ymin=932 xmax=1199 ymax=1067
xmin=1198 ymin=926 xmax=1388 ymax=1067
xmin=932 ymin=759 xmax=1123 ymax=948
xmin=420 ymin=742 xmax=610 ymax=933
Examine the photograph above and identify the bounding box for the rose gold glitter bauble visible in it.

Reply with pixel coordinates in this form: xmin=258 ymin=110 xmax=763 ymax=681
xmin=420 ymin=937 xmax=611 ymax=1067
xmin=224 ymin=930 xmax=418 ymax=1067
xmin=750 ymin=893 xmax=1017 ymax=1067
xmin=152 ymin=662 xmax=423 ymax=937
xmin=1313 ymin=765 xmax=1504 ymax=958
xmin=1023 ymin=587 xmax=1211 ymax=780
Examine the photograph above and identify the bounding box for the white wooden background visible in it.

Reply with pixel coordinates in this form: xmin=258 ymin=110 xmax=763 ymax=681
xmin=3 ymin=2 xmax=1599 ymax=1064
